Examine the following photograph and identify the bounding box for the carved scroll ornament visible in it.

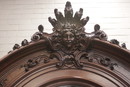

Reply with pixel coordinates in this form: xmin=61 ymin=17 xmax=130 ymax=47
xmin=1 ymin=2 xmax=130 ymax=87
xmin=18 ymin=1 xmax=119 ymax=71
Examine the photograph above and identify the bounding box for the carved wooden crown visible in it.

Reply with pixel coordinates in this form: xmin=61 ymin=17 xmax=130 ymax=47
xmin=48 ymin=1 xmax=89 ymax=34
xmin=9 ymin=1 xmax=127 ymax=54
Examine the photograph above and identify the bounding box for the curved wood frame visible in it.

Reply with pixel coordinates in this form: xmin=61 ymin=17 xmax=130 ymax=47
xmin=0 ymin=1 xmax=130 ymax=87
xmin=0 ymin=39 xmax=130 ymax=87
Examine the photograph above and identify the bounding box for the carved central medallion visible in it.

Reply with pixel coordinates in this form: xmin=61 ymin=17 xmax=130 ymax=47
xmin=47 ymin=1 xmax=91 ymax=69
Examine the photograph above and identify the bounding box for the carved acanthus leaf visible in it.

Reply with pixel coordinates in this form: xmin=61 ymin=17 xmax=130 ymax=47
xmin=21 ymin=54 xmax=50 ymax=72
xmin=87 ymin=53 xmax=118 ymax=70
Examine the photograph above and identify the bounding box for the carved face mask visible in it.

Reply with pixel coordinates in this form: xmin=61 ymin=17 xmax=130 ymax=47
xmin=62 ymin=30 xmax=75 ymax=48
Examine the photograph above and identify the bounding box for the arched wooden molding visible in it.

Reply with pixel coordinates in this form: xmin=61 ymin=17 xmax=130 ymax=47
xmin=0 ymin=1 xmax=130 ymax=87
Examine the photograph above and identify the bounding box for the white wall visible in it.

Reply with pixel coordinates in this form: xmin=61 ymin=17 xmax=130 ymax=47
xmin=0 ymin=0 xmax=130 ymax=58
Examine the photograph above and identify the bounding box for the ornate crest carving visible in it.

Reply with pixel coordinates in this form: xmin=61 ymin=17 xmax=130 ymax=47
xmin=1 ymin=2 xmax=130 ymax=87
xmin=0 ymin=1 xmax=121 ymax=73
xmin=9 ymin=1 xmax=127 ymax=55
xmin=47 ymin=1 xmax=91 ymax=69
xmin=20 ymin=1 xmax=118 ymax=71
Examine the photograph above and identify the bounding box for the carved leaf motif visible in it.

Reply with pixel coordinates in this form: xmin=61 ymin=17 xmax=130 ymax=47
xmin=21 ymin=54 xmax=50 ymax=72
xmin=87 ymin=53 xmax=117 ymax=70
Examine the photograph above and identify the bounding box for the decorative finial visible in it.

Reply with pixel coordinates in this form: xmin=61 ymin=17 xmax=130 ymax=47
xmin=31 ymin=25 xmax=44 ymax=41
xmin=110 ymin=39 xmax=119 ymax=45
xmin=38 ymin=25 xmax=44 ymax=33
xmin=21 ymin=39 xmax=29 ymax=46
xmin=13 ymin=44 xmax=20 ymax=50
xmin=121 ymin=43 xmax=127 ymax=49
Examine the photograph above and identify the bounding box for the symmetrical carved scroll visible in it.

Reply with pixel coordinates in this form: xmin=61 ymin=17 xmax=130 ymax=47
xmin=50 ymin=51 xmax=88 ymax=69
xmin=13 ymin=1 xmax=120 ymax=71
xmin=46 ymin=1 xmax=110 ymax=69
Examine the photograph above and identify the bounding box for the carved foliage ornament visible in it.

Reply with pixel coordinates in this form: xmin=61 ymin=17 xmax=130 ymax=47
xmin=21 ymin=54 xmax=50 ymax=72
xmin=18 ymin=1 xmax=119 ymax=72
